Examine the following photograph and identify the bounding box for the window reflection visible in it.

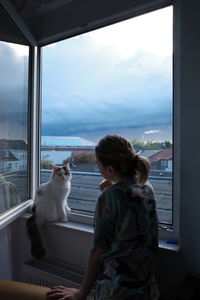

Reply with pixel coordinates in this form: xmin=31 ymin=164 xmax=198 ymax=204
xmin=0 ymin=41 xmax=29 ymax=214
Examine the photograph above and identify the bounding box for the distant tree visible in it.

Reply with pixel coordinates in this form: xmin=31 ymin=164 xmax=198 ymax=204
xmin=164 ymin=140 xmax=172 ymax=148
xmin=71 ymin=152 xmax=95 ymax=164
xmin=131 ymin=139 xmax=144 ymax=148
xmin=131 ymin=139 xmax=172 ymax=150
xmin=143 ymin=140 xmax=160 ymax=150
xmin=41 ymin=159 xmax=53 ymax=169
xmin=131 ymin=139 xmax=159 ymax=150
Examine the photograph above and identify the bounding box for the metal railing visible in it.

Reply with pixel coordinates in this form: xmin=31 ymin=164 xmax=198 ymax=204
xmin=41 ymin=169 xmax=172 ymax=180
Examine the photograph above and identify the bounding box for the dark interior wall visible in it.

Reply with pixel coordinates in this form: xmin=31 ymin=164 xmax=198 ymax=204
xmin=0 ymin=4 xmax=28 ymax=44
xmin=179 ymin=0 xmax=200 ymax=278
xmin=156 ymin=0 xmax=200 ymax=296
xmin=34 ymin=0 xmax=171 ymax=45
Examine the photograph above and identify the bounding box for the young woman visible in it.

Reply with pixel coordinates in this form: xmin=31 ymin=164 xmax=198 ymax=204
xmin=46 ymin=135 xmax=159 ymax=300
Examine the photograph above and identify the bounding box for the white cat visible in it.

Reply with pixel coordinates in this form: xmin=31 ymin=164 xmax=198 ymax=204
xmin=34 ymin=163 xmax=71 ymax=225
xmin=27 ymin=163 xmax=72 ymax=258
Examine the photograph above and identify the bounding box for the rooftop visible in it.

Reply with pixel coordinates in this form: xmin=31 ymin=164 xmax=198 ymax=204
xmin=149 ymin=149 xmax=172 ymax=163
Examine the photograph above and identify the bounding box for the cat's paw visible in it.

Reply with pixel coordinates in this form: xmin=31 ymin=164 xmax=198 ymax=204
xmin=65 ymin=206 xmax=71 ymax=213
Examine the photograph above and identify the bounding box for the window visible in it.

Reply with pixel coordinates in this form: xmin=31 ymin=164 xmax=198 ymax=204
xmin=41 ymin=6 xmax=173 ymax=225
xmin=0 ymin=41 xmax=29 ymax=214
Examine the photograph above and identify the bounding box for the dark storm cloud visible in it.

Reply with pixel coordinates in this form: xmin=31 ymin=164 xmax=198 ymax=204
xmin=41 ymin=21 xmax=172 ymax=139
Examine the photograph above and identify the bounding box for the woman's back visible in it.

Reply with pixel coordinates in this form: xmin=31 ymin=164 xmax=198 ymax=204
xmin=94 ymin=177 xmax=159 ymax=300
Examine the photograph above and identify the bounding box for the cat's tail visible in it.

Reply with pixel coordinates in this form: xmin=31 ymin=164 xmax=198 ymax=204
xmin=26 ymin=205 xmax=46 ymax=259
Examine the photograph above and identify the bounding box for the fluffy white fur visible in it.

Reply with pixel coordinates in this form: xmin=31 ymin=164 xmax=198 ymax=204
xmin=34 ymin=164 xmax=71 ymax=226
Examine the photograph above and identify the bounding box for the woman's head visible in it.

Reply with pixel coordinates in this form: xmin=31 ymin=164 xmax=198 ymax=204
xmin=95 ymin=135 xmax=150 ymax=185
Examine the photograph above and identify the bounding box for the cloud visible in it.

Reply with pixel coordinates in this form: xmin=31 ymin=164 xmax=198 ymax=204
xmin=41 ymin=8 xmax=173 ymax=141
xmin=41 ymin=49 xmax=172 ymax=136
xmin=88 ymin=6 xmax=172 ymax=59
xmin=144 ymin=130 xmax=161 ymax=134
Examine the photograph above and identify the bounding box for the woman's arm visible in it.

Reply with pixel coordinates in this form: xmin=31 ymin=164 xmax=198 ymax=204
xmin=46 ymin=246 xmax=105 ymax=300
xmin=0 ymin=279 xmax=50 ymax=300
xmin=78 ymin=246 xmax=104 ymax=299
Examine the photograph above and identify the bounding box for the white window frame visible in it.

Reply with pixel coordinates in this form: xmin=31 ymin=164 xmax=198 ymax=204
xmin=0 ymin=45 xmax=40 ymax=229
xmin=38 ymin=1 xmax=179 ymax=248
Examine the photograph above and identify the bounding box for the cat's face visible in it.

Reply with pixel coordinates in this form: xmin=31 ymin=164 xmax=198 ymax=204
xmin=52 ymin=163 xmax=71 ymax=181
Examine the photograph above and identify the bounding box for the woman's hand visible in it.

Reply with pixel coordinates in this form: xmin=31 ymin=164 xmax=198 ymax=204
xmin=99 ymin=179 xmax=113 ymax=191
xmin=46 ymin=286 xmax=82 ymax=300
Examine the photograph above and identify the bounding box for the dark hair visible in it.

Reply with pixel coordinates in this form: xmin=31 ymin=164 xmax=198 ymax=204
xmin=95 ymin=135 xmax=150 ymax=186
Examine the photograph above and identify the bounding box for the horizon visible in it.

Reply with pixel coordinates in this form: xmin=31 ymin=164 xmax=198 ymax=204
xmin=41 ymin=134 xmax=173 ymax=144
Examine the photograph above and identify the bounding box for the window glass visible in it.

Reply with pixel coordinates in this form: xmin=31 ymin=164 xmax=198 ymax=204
xmin=0 ymin=41 xmax=29 ymax=214
xmin=41 ymin=6 xmax=173 ymax=224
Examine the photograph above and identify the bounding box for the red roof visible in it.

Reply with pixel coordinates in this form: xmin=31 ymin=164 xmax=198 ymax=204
xmin=149 ymin=149 xmax=172 ymax=163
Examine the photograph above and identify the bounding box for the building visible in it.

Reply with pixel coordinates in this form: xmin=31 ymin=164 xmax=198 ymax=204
xmin=0 ymin=139 xmax=27 ymax=172
xmin=149 ymin=149 xmax=172 ymax=171
xmin=41 ymin=136 xmax=96 ymax=170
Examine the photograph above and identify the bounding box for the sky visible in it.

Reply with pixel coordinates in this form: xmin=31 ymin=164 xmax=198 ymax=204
xmin=0 ymin=42 xmax=29 ymax=140
xmin=0 ymin=6 xmax=173 ymax=143
xmin=42 ymin=6 xmax=173 ymax=143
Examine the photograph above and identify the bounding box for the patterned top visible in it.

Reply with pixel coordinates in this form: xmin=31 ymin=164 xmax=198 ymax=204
xmin=93 ymin=177 xmax=159 ymax=300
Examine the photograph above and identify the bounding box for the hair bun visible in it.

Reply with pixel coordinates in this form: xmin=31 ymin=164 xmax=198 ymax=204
xmin=130 ymin=155 xmax=140 ymax=166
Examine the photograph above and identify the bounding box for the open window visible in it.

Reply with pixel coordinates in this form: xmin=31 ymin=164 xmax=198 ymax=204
xmin=0 ymin=6 xmax=30 ymax=217
xmin=40 ymin=6 xmax=173 ymax=228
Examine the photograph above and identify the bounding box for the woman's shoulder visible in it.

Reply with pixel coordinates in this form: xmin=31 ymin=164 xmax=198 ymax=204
xmin=103 ymin=178 xmax=155 ymax=202
xmin=140 ymin=180 xmax=155 ymax=198
xmin=101 ymin=177 xmax=137 ymax=195
xmin=99 ymin=183 xmax=127 ymax=208
xmin=102 ymin=181 xmax=127 ymax=197
xmin=100 ymin=179 xmax=136 ymax=205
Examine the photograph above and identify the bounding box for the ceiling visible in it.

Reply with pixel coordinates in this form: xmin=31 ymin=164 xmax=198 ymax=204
xmin=0 ymin=0 xmax=171 ymax=47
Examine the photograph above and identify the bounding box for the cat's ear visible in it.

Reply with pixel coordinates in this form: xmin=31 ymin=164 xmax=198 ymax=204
xmin=52 ymin=164 xmax=59 ymax=171
xmin=65 ymin=162 xmax=70 ymax=170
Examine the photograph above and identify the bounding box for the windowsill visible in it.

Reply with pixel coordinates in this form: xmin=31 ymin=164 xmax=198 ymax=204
xmin=0 ymin=203 xmax=180 ymax=252
xmin=159 ymin=239 xmax=180 ymax=252
xmin=21 ymin=213 xmax=179 ymax=252
xmin=48 ymin=221 xmax=94 ymax=233
xmin=0 ymin=202 xmax=180 ymax=252
xmin=22 ymin=213 xmax=94 ymax=234
xmin=0 ymin=200 xmax=33 ymax=230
